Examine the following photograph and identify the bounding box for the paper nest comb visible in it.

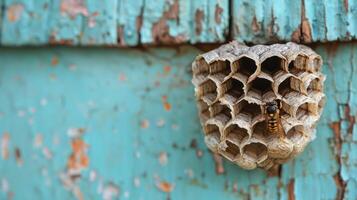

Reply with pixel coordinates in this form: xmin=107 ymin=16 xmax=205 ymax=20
xmin=192 ymin=42 xmax=326 ymax=170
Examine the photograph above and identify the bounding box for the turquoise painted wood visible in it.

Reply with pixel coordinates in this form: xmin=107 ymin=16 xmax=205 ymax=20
xmin=1 ymin=0 xmax=356 ymax=46
xmin=232 ymin=0 xmax=357 ymax=43
xmin=0 ymin=0 xmax=229 ymax=46
xmin=0 ymin=43 xmax=356 ymax=199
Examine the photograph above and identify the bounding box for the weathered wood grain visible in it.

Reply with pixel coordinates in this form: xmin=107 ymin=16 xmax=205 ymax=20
xmin=232 ymin=0 xmax=357 ymax=43
xmin=0 ymin=43 xmax=356 ymax=199
xmin=0 ymin=0 xmax=229 ymax=46
xmin=2 ymin=0 xmax=356 ymax=46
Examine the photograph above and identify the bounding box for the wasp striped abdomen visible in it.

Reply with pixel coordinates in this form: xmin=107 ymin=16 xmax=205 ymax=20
xmin=265 ymin=101 xmax=284 ymax=138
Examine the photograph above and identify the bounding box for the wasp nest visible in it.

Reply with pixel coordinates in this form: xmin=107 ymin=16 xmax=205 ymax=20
xmin=192 ymin=42 xmax=325 ymax=170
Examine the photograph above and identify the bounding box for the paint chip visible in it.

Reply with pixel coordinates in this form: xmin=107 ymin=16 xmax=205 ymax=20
xmin=140 ymin=120 xmax=150 ymax=129
xmin=196 ymin=149 xmax=203 ymax=158
xmin=102 ymin=182 xmax=120 ymax=200
xmin=156 ymin=118 xmax=165 ymax=127
xmin=184 ymin=168 xmax=194 ymax=178
xmin=158 ymin=152 xmax=168 ymax=166
xmin=51 ymin=56 xmax=59 ymax=66
xmin=33 ymin=134 xmax=43 ymax=148
xmin=1 ymin=178 xmax=9 ymax=193
xmin=42 ymin=147 xmax=53 ymax=160
xmin=163 ymin=66 xmax=171 ymax=74
xmin=1 ymin=133 xmax=10 ymax=160
xmin=133 ymin=177 xmax=140 ymax=187
xmin=60 ymin=0 xmax=89 ymax=18
xmin=161 ymin=96 xmax=171 ymax=111
xmin=7 ymin=4 xmax=24 ymax=22
xmin=89 ymin=170 xmax=97 ymax=182
xmin=156 ymin=181 xmax=174 ymax=193
xmin=118 ymin=73 xmax=127 ymax=81
xmin=67 ymin=128 xmax=86 ymax=138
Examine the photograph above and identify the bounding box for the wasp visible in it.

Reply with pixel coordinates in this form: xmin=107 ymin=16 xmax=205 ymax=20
xmin=265 ymin=100 xmax=285 ymax=139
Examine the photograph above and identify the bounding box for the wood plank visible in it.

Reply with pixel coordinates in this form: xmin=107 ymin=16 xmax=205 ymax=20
xmin=0 ymin=0 xmax=229 ymax=46
xmin=0 ymin=43 xmax=356 ymax=199
xmin=232 ymin=0 xmax=357 ymax=43
xmin=1 ymin=0 xmax=51 ymax=45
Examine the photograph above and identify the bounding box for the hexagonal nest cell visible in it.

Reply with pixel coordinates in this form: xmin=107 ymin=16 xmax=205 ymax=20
xmin=192 ymin=41 xmax=326 ymax=170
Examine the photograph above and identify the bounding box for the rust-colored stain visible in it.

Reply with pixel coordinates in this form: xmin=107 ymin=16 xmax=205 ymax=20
xmin=330 ymin=121 xmax=342 ymax=153
xmin=251 ymin=16 xmax=261 ymax=33
xmin=344 ymin=0 xmax=349 ymax=12
xmin=117 ymin=26 xmax=125 ymax=46
xmin=136 ymin=14 xmax=143 ymax=32
xmin=7 ymin=4 xmax=24 ymax=22
xmin=334 ymin=173 xmax=347 ymax=200
xmin=163 ymin=65 xmax=171 ymax=74
xmin=330 ymin=118 xmax=347 ymax=200
xmin=344 ymin=104 xmax=355 ymax=134
xmin=51 ymin=56 xmax=59 ymax=66
xmin=195 ymin=9 xmax=204 ymax=35
xmin=156 ymin=181 xmax=174 ymax=193
xmin=67 ymin=138 xmax=89 ymax=171
xmin=214 ymin=4 xmax=223 ymax=24
xmin=288 ymin=179 xmax=295 ymax=200
xmin=300 ymin=19 xmax=312 ymax=43
xmin=49 ymin=33 xmax=74 ymax=45
xmin=118 ymin=73 xmax=127 ymax=81
xmin=292 ymin=0 xmax=312 ymax=43
xmin=1 ymin=132 xmax=10 ymax=160
xmin=213 ymin=153 xmax=224 ymax=175
xmin=161 ymin=95 xmax=171 ymax=111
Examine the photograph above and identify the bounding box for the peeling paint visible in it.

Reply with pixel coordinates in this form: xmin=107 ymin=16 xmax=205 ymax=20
xmin=151 ymin=0 xmax=186 ymax=44
xmin=101 ymin=182 xmax=120 ymax=200
xmin=0 ymin=43 xmax=355 ymax=199
xmin=195 ymin=9 xmax=204 ymax=35
xmin=214 ymin=4 xmax=223 ymax=24
xmin=6 ymin=4 xmax=24 ymax=22
xmin=1 ymin=133 xmax=10 ymax=160
xmin=158 ymin=151 xmax=168 ymax=166
xmin=156 ymin=181 xmax=174 ymax=193
xmin=288 ymin=179 xmax=295 ymax=200
xmin=60 ymin=0 xmax=88 ymax=18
